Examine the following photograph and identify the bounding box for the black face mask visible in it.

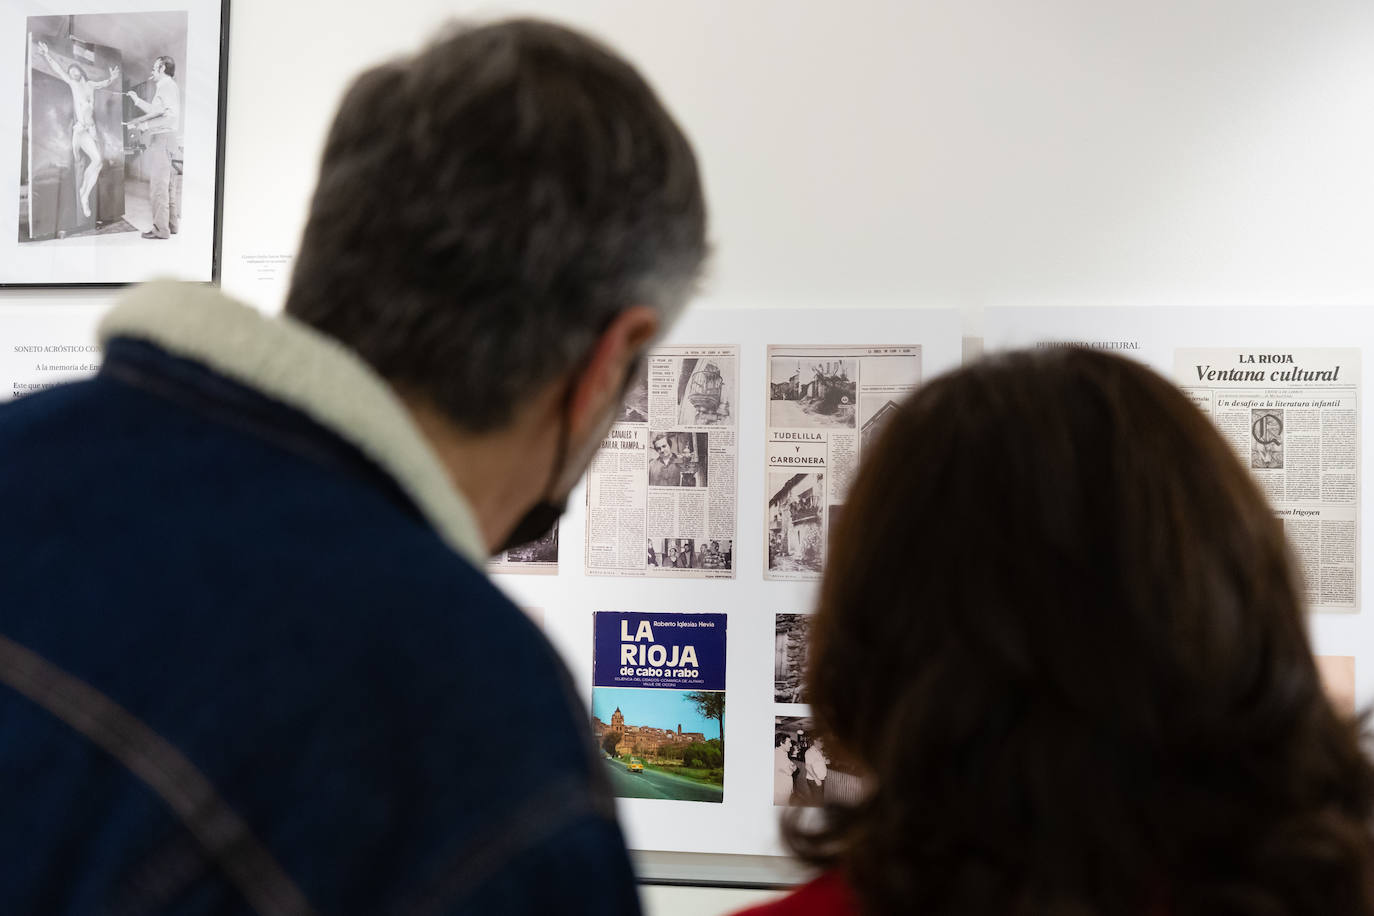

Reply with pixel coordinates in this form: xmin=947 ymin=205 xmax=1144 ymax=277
xmin=495 ymin=357 xmax=642 ymax=555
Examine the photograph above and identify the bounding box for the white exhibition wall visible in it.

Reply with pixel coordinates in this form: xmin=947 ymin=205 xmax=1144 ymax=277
xmin=3 ymin=0 xmax=1373 ymax=910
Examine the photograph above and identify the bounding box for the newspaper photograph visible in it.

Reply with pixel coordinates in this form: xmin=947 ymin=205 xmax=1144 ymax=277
xmin=586 ymin=347 xmax=739 ymax=578
xmin=765 ymin=345 xmax=919 ymax=579
xmin=1177 ymin=348 xmax=1360 ymax=613
xmin=488 ymin=520 xmax=558 ymax=575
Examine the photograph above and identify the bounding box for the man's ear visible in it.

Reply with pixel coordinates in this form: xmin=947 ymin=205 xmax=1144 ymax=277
xmin=567 ymin=305 xmax=659 ymax=437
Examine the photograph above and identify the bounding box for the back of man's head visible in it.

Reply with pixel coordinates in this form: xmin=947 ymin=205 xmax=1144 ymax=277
xmin=285 ymin=19 xmax=707 ymax=432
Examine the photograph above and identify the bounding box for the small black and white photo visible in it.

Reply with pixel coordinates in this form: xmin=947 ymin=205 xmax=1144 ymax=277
xmin=502 ymin=520 xmax=558 ymax=564
xmin=675 ymin=356 xmax=734 ymax=426
xmin=773 ymin=716 xmax=863 ymax=808
xmin=860 ymin=398 xmax=900 ymax=451
xmin=697 ymin=538 xmax=732 ymax=571
xmin=1251 ymin=408 xmax=1284 ymax=469
xmin=647 ymin=430 xmax=709 ymax=487
xmin=8 ymin=1 xmax=227 ymax=285
xmin=774 ymin=614 xmax=811 ymax=704
xmin=769 ymin=356 xmax=858 ymax=429
xmin=647 ymin=536 xmax=698 ymax=570
xmin=768 ymin=471 xmax=825 ymax=574
xmin=620 ymin=361 xmax=648 ymax=423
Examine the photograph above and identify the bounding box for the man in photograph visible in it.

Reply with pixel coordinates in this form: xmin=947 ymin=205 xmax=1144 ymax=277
xmin=648 ymin=432 xmax=682 ymax=485
xmin=33 ymin=40 xmax=119 ymax=219
xmin=803 ymin=736 xmax=830 ymax=804
xmin=125 ymin=54 xmax=180 ymax=239
xmin=0 ymin=18 xmax=705 ymax=914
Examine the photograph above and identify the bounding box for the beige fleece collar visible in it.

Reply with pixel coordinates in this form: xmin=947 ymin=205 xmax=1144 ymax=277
xmin=99 ymin=280 xmax=488 ymax=567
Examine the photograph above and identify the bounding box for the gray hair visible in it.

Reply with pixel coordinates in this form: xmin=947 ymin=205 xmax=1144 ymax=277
xmin=285 ymin=19 xmax=708 ymax=431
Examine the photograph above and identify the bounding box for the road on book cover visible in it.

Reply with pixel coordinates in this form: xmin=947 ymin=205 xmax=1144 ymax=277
xmin=602 ymin=757 xmax=724 ymax=803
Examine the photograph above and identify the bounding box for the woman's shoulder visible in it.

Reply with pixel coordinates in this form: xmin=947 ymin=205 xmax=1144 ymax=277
xmin=730 ymin=871 xmax=858 ymax=916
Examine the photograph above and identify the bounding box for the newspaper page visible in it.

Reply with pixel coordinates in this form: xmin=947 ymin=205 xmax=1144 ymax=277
xmin=765 ymin=345 xmax=920 ymax=580
xmin=592 ymin=611 xmax=727 ymax=803
xmin=585 ymin=347 xmax=738 ymax=578
xmin=488 ymin=521 xmax=558 ymax=576
xmin=1177 ymin=348 xmax=1360 ymax=613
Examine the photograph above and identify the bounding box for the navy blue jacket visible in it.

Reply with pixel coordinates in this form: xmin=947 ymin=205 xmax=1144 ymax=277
xmin=0 ymin=337 xmax=640 ymax=915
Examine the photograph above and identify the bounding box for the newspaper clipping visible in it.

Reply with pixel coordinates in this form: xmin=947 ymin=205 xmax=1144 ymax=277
xmin=1177 ymin=348 xmax=1360 ymax=613
xmin=586 ymin=347 xmax=738 ymax=578
xmin=592 ymin=611 xmax=727 ymax=803
xmin=765 ymin=345 xmax=920 ymax=579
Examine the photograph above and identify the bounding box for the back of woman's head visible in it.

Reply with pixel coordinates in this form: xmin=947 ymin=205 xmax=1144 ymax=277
xmin=792 ymin=347 xmax=1374 ymax=916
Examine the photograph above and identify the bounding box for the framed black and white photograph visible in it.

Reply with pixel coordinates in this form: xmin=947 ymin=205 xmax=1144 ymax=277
xmin=3 ymin=1 xmax=229 ymax=285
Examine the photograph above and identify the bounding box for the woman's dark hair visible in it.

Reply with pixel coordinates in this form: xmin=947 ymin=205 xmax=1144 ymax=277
xmin=787 ymin=347 xmax=1374 ymax=915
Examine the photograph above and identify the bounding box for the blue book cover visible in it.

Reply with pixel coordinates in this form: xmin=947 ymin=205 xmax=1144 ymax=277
xmin=591 ymin=611 xmax=727 ymax=803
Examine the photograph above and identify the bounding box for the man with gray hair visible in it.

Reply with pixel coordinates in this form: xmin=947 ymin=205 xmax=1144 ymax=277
xmin=0 ymin=19 xmax=705 ymax=914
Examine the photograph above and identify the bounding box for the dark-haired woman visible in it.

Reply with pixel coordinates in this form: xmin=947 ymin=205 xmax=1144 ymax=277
xmin=735 ymin=348 xmax=1374 ymax=916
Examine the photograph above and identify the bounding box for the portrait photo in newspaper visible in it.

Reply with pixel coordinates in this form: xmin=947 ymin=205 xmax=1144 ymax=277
xmin=773 ymin=716 xmax=862 ymax=808
xmin=648 ymin=430 xmax=709 ymax=488
xmin=774 ymin=613 xmax=811 ymax=704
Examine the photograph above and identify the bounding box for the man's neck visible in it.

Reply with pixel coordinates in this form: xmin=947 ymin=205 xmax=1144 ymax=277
xmin=397 ymin=389 xmax=558 ymax=555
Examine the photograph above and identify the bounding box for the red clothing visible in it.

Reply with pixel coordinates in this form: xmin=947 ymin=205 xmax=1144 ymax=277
xmin=731 ymin=871 xmax=857 ymax=915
